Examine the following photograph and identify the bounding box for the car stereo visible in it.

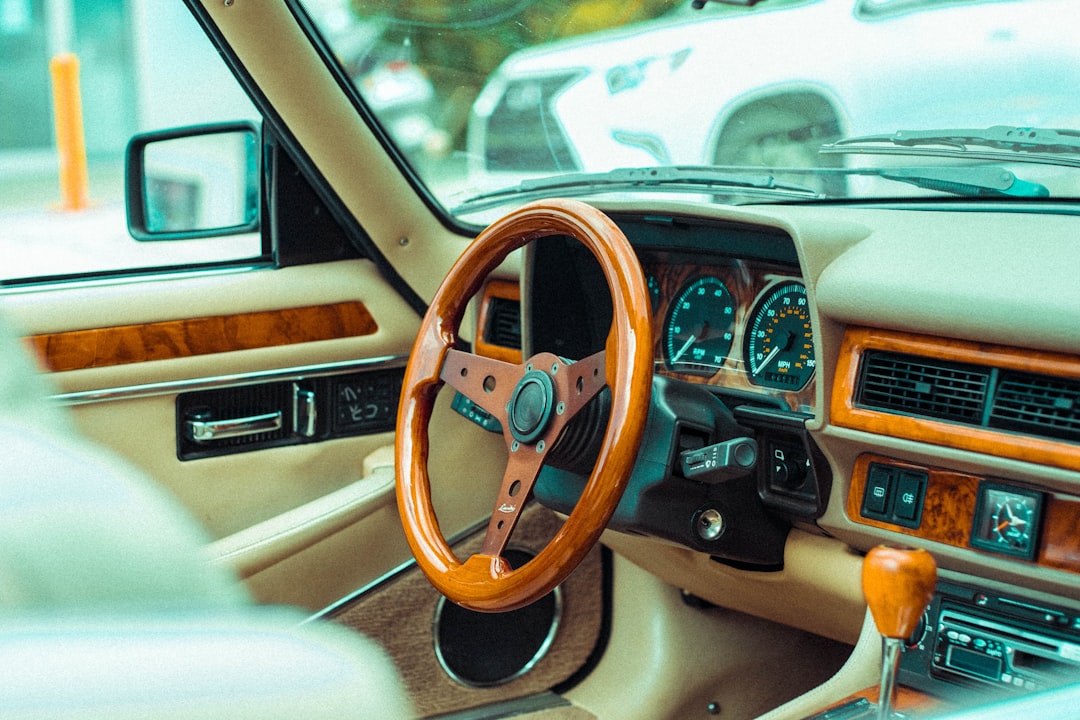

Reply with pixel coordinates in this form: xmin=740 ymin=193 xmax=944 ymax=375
xmin=899 ymin=579 xmax=1080 ymax=701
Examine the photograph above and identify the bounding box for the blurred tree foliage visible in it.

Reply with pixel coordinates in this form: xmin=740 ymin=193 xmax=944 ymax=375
xmin=349 ymin=0 xmax=676 ymax=141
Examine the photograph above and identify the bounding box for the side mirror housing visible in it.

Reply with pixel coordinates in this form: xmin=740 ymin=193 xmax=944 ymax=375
xmin=126 ymin=122 xmax=259 ymax=241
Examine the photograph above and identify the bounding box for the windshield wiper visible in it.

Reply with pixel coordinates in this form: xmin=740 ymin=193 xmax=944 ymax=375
xmin=452 ymin=166 xmax=820 ymax=214
xmin=855 ymin=166 xmax=1049 ymax=198
xmin=822 ymin=126 xmax=1080 ymax=168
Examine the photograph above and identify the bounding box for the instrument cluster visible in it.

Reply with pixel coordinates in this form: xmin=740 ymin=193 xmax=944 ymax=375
xmin=641 ymin=249 xmax=815 ymax=412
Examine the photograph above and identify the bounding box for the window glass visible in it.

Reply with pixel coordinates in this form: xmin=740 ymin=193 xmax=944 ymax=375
xmin=299 ymin=0 xmax=1080 ymax=224
xmin=0 ymin=1 xmax=262 ymax=284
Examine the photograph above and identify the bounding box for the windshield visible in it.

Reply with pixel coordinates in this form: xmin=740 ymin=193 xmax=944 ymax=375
xmin=296 ymin=0 xmax=1080 ymax=222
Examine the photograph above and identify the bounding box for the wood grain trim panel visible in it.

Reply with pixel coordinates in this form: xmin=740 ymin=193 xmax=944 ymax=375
xmin=29 ymin=302 xmax=378 ymax=372
xmin=847 ymin=454 xmax=1080 ymax=576
xmin=832 ymin=326 xmax=1080 ymax=472
xmin=474 ymin=279 xmax=522 ymax=364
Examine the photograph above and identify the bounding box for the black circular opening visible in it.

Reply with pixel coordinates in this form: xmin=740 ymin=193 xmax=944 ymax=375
xmin=434 ymin=549 xmax=560 ymax=686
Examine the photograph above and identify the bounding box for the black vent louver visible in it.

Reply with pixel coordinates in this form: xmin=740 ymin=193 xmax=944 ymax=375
xmin=857 ymin=350 xmax=1080 ymax=445
xmin=857 ymin=352 xmax=990 ymax=423
xmin=485 ymin=296 xmax=522 ymax=350
xmin=989 ymin=372 xmax=1080 ymax=442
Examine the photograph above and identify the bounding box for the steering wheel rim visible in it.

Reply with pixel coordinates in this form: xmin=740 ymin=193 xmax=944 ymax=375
xmin=395 ymin=199 xmax=652 ymax=612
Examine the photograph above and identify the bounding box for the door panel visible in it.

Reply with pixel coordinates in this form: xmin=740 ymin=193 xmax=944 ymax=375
xmin=5 ymin=257 xmax=509 ymax=611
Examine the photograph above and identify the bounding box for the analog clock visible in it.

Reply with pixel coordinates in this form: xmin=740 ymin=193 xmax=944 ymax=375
xmin=971 ymin=483 xmax=1043 ymax=560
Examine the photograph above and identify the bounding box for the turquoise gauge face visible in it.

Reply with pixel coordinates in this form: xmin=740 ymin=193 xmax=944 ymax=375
xmin=663 ymin=276 xmax=735 ymax=376
xmin=744 ymin=281 xmax=815 ymax=391
xmin=971 ymin=483 xmax=1043 ymax=560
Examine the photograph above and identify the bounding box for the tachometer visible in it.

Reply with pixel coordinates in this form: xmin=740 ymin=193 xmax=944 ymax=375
xmin=664 ymin=276 xmax=736 ymax=376
xmin=744 ymin=281 xmax=815 ymax=390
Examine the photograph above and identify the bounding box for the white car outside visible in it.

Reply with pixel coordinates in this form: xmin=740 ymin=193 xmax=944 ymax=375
xmin=466 ymin=0 xmax=1080 ymax=192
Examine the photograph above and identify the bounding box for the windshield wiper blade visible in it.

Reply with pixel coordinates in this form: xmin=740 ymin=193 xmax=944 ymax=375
xmin=822 ymin=126 xmax=1080 ymax=168
xmin=858 ymin=166 xmax=1049 ymax=198
xmin=453 ymin=166 xmax=820 ymax=214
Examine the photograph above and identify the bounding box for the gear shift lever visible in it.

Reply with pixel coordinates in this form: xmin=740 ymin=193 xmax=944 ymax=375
xmin=861 ymin=545 xmax=937 ymax=720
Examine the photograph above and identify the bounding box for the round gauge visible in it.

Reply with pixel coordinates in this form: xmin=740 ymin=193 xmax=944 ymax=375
xmin=744 ymin=281 xmax=815 ymax=390
xmin=664 ymin=276 xmax=736 ymax=376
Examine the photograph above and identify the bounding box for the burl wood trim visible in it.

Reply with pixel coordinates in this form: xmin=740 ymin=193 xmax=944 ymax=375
xmin=832 ymin=326 xmax=1080 ymax=472
xmin=329 ymin=504 xmax=604 ymax=718
xmin=29 ymin=302 xmax=378 ymax=371
xmin=475 ymin=279 xmax=523 ymax=364
xmin=848 ymin=454 xmax=1080 ymax=576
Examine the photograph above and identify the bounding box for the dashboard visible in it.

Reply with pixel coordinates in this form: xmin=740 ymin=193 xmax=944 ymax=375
xmin=498 ymin=201 xmax=1080 ymax=632
xmin=494 ymin=202 xmax=1080 ymax=705
xmin=523 ymin=212 xmax=827 ymax=564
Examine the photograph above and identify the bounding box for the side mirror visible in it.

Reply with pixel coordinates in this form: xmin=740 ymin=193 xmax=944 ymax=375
xmin=126 ymin=122 xmax=259 ymax=241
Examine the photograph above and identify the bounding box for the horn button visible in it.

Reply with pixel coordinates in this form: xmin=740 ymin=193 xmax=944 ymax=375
xmin=508 ymin=370 xmax=556 ymax=445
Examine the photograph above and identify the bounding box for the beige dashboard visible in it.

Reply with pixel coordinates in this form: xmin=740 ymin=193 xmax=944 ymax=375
xmin=515 ymin=199 xmax=1080 ymax=639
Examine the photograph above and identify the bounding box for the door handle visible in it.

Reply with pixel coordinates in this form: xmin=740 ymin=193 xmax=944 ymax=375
xmin=186 ymin=411 xmax=283 ymax=443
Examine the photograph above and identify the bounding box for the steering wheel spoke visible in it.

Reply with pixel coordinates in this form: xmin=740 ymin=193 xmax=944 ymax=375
xmin=441 ymin=348 xmax=520 ymax=419
xmin=479 ymin=449 xmax=546 ymax=556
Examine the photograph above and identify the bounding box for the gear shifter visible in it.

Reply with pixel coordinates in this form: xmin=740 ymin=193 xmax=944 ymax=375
xmin=861 ymin=545 xmax=937 ymax=720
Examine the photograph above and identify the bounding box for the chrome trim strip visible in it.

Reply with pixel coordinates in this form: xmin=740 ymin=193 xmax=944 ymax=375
xmin=52 ymin=354 xmax=409 ymax=406
xmin=305 ymin=557 xmax=420 ymax=624
xmin=1 ymin=263 xmax=268 ymax=296
xmin=305 ymin=518 xmax=491 ymax=623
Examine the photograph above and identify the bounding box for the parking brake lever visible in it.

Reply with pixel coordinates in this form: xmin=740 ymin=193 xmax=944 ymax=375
xmin=680 ymin=437 xmax=758 ymax=484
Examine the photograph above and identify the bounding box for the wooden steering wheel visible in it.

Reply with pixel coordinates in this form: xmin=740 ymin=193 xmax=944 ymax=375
xmin=395 ymin=199 xmax=653 ymax=612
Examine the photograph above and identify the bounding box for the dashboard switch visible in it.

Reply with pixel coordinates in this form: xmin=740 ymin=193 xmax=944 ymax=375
xmin=863 ymin=464 xmax=894 ymax=516
xmin=894 ymin=471 xmax=927 ymax=522
xmin=861 ymin=462 xmax=927 ymax=529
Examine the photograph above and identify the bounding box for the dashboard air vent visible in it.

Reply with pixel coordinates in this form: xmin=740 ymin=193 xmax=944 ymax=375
xmin=989 ymin=372 xmax=1080 ymax=442
xmin=857 ymin=352 xmax=990 ymax=423
xmin=485 ymin=296 xmax=522 ymax=350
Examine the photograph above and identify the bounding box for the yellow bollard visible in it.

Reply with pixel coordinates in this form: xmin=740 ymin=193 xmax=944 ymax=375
xmin=48 ymin=52 xmax=90 ymax=211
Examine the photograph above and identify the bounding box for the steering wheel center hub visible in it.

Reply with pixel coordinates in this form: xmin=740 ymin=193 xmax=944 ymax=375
xmin=508 ymin=370 xmax=556 ymax=444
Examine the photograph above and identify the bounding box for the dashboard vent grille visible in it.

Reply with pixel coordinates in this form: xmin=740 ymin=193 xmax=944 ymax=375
xmin=856 ymin=350 xmax=1080 ymax=444
xmin=989 ymin=372 xmax=1080 ymax=442
xmin=857 ymin=352 xmax=990 ymax=423
xmin=485 ymin=296 xmax=522 ymax=350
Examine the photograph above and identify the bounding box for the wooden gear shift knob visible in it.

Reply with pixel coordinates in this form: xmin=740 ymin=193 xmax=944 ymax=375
xmin=861 ymin=545 xmax=937 ymax=640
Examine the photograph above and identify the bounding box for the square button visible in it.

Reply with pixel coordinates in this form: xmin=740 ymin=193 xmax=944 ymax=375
xmin=893 ymin=471 xmax=927 ymax=524
xmin=863 ymin=464 xmax=894 ymax=516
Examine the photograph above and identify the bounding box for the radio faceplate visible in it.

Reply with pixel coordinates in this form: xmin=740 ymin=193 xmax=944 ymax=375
xmin=899 ymin=580 xmax=1080 ymax=702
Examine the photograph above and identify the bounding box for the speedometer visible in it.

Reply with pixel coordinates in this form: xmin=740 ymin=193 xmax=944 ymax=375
xmin=664 ymin=276 xmax=736 ymax=376
xmin=744 ymin=281 xmax=815 ymax=390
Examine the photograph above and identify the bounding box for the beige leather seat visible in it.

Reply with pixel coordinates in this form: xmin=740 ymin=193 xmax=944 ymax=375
xmin=0 ymin=311 xmax=413 ymax=719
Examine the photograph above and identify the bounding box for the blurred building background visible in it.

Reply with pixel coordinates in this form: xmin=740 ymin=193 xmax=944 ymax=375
xmin=0 ymin=0 xmax=254 ymax=212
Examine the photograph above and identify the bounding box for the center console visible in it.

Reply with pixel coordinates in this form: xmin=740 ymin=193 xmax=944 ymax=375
xmin=900 ymin=579 xmax=1080 ymax=702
